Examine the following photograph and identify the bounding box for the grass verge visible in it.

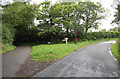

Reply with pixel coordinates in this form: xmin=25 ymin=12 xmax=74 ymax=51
xmin=31 ymin=38 xmax=118 ymax=62
xmin=1 ymin=44 xmax=16 ymax=54
xmin=111 ymin=39 xmax=119 ymax=61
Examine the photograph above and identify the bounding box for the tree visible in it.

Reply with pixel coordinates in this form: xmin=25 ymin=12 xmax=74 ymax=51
xmin=77 ymin=1 xmax=105 ymax=34
xmin=36 ymin=1 xmax=63 ymax=43
xmin=60 ymin=2 xmax=74 ymax=37
xmin=112 ymin=0 xmax=120 ymax=25
xmin=2 ymin=2 xmax=35 ymax=44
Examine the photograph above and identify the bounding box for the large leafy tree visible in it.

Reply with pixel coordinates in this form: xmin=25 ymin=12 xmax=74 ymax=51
xmin=77 ymin=1 xmax=105 ymax=33
xmin=60 ymin=2 xmax=74 ymax=37
xmin=36 ymin=1 xmax=63 ymax=43
xmin=2 ymin=2 xmax=35 ymax=44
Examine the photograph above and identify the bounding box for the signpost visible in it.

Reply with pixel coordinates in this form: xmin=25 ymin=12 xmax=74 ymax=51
xmin=62 ymin=38 xmax=68 ymax=44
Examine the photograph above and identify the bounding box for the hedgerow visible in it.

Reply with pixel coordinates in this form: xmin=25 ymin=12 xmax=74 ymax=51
xmin=82 ymin=32 xmax=119 ymax=41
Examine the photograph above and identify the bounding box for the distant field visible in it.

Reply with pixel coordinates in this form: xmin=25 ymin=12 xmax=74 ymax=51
xmin=31 ymin=38 xmax=118 ymax=61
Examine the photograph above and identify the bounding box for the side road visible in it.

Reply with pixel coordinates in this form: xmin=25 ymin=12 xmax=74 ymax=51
xmin=2 ymin=46 xmax=31 ymax=77
xmin=34 ymin=41 xmax=118 ymax=77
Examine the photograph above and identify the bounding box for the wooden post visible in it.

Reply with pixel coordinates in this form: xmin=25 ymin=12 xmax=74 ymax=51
xmin=74 ymin=10 xmax=77 ymax=44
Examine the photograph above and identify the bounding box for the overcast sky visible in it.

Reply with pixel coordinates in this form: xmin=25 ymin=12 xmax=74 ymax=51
xmin=30 ymin=0 xmax=118 ymax=31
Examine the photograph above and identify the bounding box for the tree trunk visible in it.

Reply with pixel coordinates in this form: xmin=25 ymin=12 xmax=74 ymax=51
xmin=50 ymin=18 xmax=52 ymax=27
xmin=66 ymin=13 xmax=69 ymax=37
xmin=85 ymin=16 xmax=89 ymax=34
xmin=66 ymin=27 xmax=69 ymax=37
xmin=50 ymin=17 xmax=54 ymax=44
xmin=85 ymin=27 xmax=88 ymax=34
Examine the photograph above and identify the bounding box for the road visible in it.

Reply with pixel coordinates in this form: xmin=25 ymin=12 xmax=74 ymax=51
xmin=34 ymin=41 xmax=118 ymax=77
xmin=2 ymin=46 xmax=31 ymax=77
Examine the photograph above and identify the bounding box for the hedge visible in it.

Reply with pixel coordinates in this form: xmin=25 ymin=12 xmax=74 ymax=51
xmin=83 ymin=32 xmax=119 ymax=41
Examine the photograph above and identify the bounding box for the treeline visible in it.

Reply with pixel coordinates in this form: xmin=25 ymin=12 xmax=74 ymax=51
xmin=84 ymin=32 xmax=119 ymax=41
xmin=13 ymin=31 xmax=119 ymax=45
xmin=1 ymin=0 xmax=118 ymax=45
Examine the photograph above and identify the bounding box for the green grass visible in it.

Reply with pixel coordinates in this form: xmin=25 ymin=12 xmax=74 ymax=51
xmin=31 ymin=38 xmax=118 ymax=62
xmin=111 ymin=39 xmax=119 ymax=61
xmin=1 ymin=44 xmax=16 ymax=54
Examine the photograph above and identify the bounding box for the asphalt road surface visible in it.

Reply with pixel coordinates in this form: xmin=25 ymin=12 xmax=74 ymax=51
xmin=2 ymin=46 xmax=31 ymax=77
xmin=34 ymin=41 xmax=118 ymax=77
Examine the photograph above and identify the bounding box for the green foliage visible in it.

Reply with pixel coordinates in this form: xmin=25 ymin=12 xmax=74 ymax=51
xmin=112 ymin=0 xmax=120 ymax=30
xmin=36 ymin=1 xmax=64 ymax=43
xmin=49 ymin=26 xmax=57 ymax=35
xmin=49 ymin=3 xmax=63 ymax=18
xmin=113 ymin=2 xmax=120 ymax=24
xmin=77 ymin=1 xmax=105 ymax=33
xmin=2 ymin=2 xmax=35 ymax=27
xmin=2 ymin=2 xmax=36 ymax=45
xmin=60 ymin=2 xmax=74 ymax=36
xmin=2 ymin=24 xmax=15 ymax=44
